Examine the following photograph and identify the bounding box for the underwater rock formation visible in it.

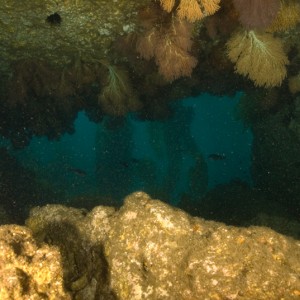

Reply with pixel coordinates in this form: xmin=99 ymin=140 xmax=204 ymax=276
xmin=21 ymin=192 xmax=300 ymax=299
xmin=0 ymin=225 xmax=71 ymax=299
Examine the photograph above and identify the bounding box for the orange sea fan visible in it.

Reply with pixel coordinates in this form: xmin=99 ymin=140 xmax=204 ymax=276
xmin=136 ymin=28 xmax=158 ymax=60
xmin=201 ymin=0 xmax=221 ymax=15
xmin=226 ymin=30 xmax=289 ymax=88
xmin=178 ymin=0 xmax=221 ymax=22
xmin=137 ymin=18 xmax=198 ymax=82
xmin=155 ymin=35 xmax=198 ymax=81
xmin=160 ymin=0 xmax=221 ymax=22
xmin=160 ymin=0 xmax=176 ymax=13
xmin=177 ymin=0 xmax=204 ymax=22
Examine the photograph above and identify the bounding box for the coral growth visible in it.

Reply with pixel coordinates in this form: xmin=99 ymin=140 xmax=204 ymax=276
xmin=0 ymin=59 xmax=95 ymax=147
xmin=160 ymin=0 xmax=221 ymax=22
xmin=98 ymin=60 xmax=142 ymax=116
xmin=6 ymin=60 xmax=61 ymax=106
xmin=0 ymin=225 xmax=70 ymax=299
xmin=233 ymin=0 xmax=281 ymax=29
xmin=159 ymin=0 xmax=175 ymax=13
xmin=267 ymin=0 xmax=300 ymax=32
xmin=137 ymin=16 xmax=197 ymax=82
xmin=177 ymin=0 xmax=221 ymax=22
xmin=204 ymin=0 xmax=239 ymax=39
xmin=226 ymin=30 xmax=289 ymax=87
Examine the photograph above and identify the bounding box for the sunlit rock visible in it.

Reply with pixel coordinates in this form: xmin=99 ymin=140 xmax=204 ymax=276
xmin=22 ymin=192 xmax=300 ymax=299
xmin=0 ymin=225 xmax=71 ymax=299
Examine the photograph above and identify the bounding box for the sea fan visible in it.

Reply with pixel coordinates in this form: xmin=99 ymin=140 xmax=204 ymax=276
xmin=267 ymin=0 xmax=300 ymax=32
xmin=160 ymin=0 xmax=221 ymax=22
xmin=98 ymin=61 xmax=141 ymax=116
xmin=160 ymin=0 xmax=175 ymax=12
xmin=226 ymin=30 xmax=289 ymax=87
xmin=137 ymin=18 xmax=197 ymax=82
xmin=233 ymin=0 xmax=281 ymax=29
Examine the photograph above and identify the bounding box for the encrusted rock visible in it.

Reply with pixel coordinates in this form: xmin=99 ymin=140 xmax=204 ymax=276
xmin=105 ymin=192 xmax=300 ymax=299
xmin=0 ymin=224 xmax=71 ymax=299
xmin=0 ymin=0 xmax=151 ymax=76
xmin=26 ymin=204 xmax=117 ymax=300
xmin=21 ymin=192 xmax=300 ymax=299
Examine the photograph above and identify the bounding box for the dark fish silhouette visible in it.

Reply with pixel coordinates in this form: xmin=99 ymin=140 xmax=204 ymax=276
xmin=67 ymin=167 xmax=87 ymax=176
xmin=208 ymin=153 xmax=226 ymax=161
xmin=120 ymin=158 xmax=140 ymax=168
xmin=96 ymin=158 xmax=140 ymax=172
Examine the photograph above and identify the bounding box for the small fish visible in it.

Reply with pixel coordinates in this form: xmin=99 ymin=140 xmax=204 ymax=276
xmin=120 ymin=158 xmax=140 ymax=169
xmin=208 ymin=153 xmax=226 ymax=161
xmin=120 ymin=161 xmax=129 ymax=168
xmin=67 ymin=167 xmax=87 ymax=176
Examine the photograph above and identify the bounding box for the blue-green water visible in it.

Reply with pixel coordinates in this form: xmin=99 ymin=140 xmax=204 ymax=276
xmin=4 ymin=93 xmax=252 ymax=207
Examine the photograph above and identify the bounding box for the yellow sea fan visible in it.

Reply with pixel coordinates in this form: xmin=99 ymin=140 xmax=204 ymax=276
xmin=268 ymin=0 xmax=300 ymax=32
xmin=160 ymin=0 xmax=175 ymax=13
xmin=226 ymin=30 xmax=289 ymax=88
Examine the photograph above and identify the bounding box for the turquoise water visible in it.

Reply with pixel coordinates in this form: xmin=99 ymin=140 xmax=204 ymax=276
xmin=4 ymin=93 xmax=252 ymax=207
xmin=1 ymin=90 xmax=300 ymax=237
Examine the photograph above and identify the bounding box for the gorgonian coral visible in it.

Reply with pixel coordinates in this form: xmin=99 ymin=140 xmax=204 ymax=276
xmin=98 ymin=60 xmax=141 ymax=116
xmin=267 ymin=0 xmax=300 ymax=32
xmin=233 ymin=0 xmax=281 ymax=29
xmin=160 ymin=0 xmax=221 ymax=22
xmin=226 ymin=30 xmax=289 ymax=87
xmin=136 ymin=17 xmax=197 ymax=82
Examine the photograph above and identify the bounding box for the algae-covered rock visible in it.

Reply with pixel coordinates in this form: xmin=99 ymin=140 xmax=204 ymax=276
xmin=0 ymin=224 xmax=71 ymax=300
xmin=24 ymin=192 xmax=300 ymax=299
xmin=0 ymin=0 xmax=151 ymax=76
xmin=105 ymin=192 xmax=300 ymax=299
xmin=26 ymin=204 xmax=117 ymax=300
